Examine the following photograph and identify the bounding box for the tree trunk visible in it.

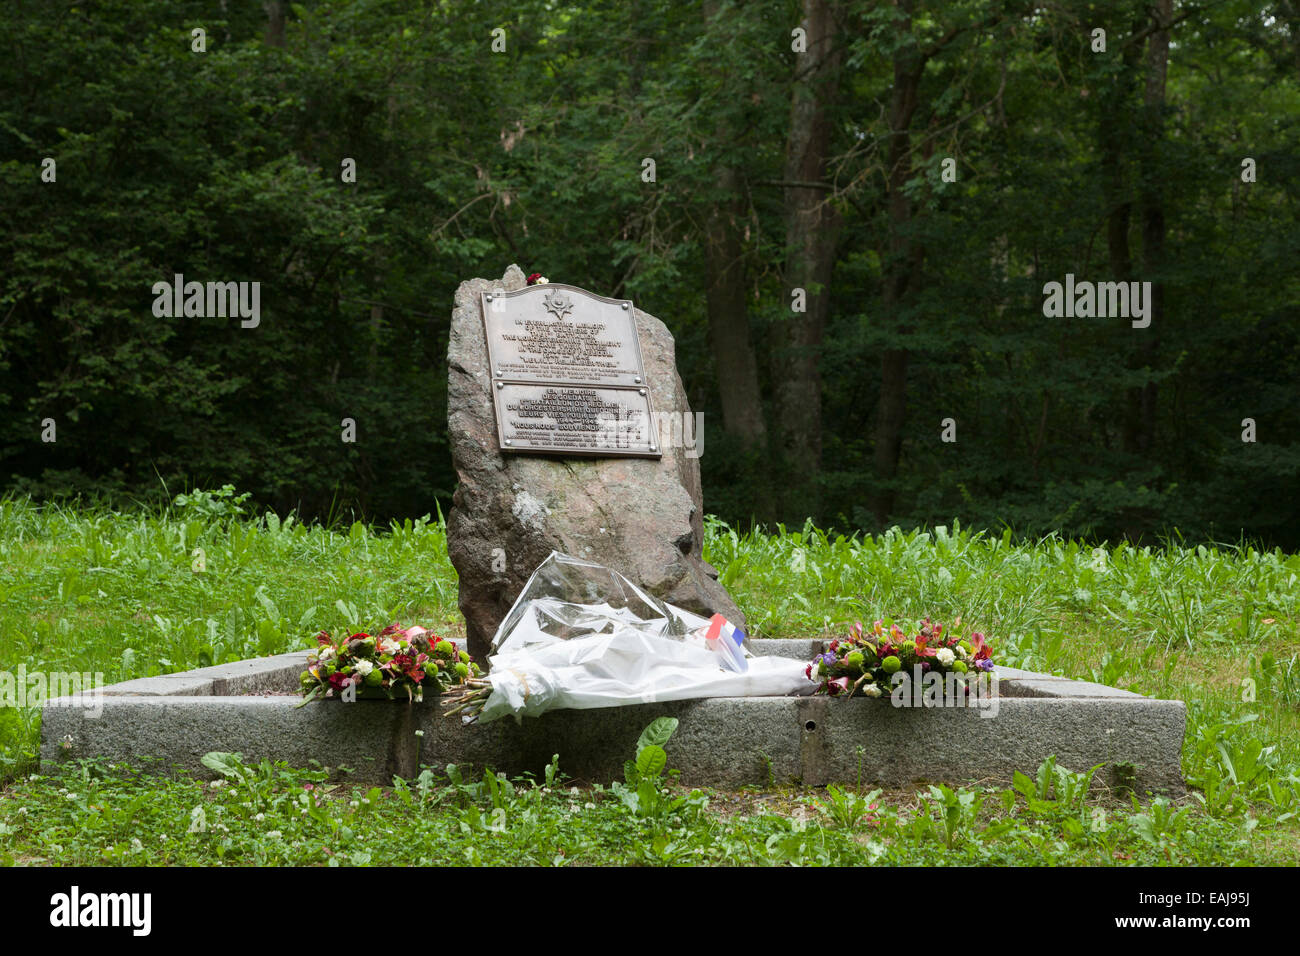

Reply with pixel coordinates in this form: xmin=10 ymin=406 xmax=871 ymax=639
xmin=871 ymin=5 xmax=925 ymax=527
xmin=1135 ymin=0 xmax=1171 ymax=456
xmin=1098 ymin=29 xmax=1142 ymax=454
xmin=704 ymin=167 xmax=767 ymax=449
xmin=263 ymin=0 xmax=287 ymax=49
xmin=774 ymin=0 xmax=841 ymax=523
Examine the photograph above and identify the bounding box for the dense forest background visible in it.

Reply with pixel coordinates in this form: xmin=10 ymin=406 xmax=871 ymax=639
xmin=2 ymin=0 xmax=1297 ymax=546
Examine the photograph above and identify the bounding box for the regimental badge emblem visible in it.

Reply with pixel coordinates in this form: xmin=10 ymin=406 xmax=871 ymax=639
xmin=542 ymin=289 xmax=575 ymax=320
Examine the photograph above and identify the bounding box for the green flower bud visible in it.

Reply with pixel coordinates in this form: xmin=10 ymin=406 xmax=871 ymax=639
xmin=958 ymin=641 xmax=972 ymax=656
xmin=364 ymin=669 xmax=384 ymax=686
xmin=424 ymin=660 xmax=439 ymax=677
xmin=454 ymin=662 xmax=470 ymax=679
xmin=845 ymin=651 xmax=865 ymax=670
xmin=434 ymin=641 xmax=454 ymax=658
xmin=881 ymin=656 xmax=902 ymax=674
xmin=458 ymin=651 xmax=471 ymax=664
xmin=952 ymin=660 xmax=968 ymax=674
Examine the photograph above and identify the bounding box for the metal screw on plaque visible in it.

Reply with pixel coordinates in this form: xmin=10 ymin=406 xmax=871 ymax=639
xmin=634 ymin=376 xmax=641 ymax=383
xmin=497 ymin=382 xmax=504 ymax=389
xmin=504 ymin=439 xmax=512 ymax=446
xmin=639 ymin=388 xmax=646 ymax=396
xmin=485 ymin=294 xmax=493 ymax=302
xmin=622 ymin=302 xmax=629 ymax=310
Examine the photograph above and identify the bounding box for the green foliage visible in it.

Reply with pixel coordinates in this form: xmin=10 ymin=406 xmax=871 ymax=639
xmin=614 ymin=718 xmax=699 ymax=837
xmin=813 ymin=784 xmax=880 ymax=830
xmin=1 ymin=502 xmax=1298 ymax=864
xmin=0 ymin=752 xmax=1285 ymax=866
xmin=0 ymin=1 xmax=1295 ymax=543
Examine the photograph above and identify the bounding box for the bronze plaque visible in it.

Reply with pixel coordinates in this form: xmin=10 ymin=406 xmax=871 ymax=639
xmin=481 ymin=284 xmax=661 ymax=458
xmin=495 ymin=383 xmax=658 ymax=455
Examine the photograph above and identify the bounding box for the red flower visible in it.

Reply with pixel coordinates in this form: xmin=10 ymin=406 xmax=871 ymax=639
xmin=314 ymin=630 xmax=333 ymax=646
xmin=328 ymin=672 xmax=350 ymax=691
xmin=527 ymin=272 xmax=543 ymax=285
xmin=380 ymin=624 xmax=402 ymax=636
xmin=350 ymin=632 xmax=373 ymax=642
xmin=826 ymin=677 xmax=851 ymax=697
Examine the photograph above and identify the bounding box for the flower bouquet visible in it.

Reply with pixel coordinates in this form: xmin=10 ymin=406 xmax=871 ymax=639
xmin=808 ymin=617 xmax=994 ymax=699
xmin=298 ymin=623 xmax=480 ymax=705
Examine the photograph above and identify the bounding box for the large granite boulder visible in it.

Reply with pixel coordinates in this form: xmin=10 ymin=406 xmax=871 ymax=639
xmin=446 ymin=264 xmax=745 ymax=660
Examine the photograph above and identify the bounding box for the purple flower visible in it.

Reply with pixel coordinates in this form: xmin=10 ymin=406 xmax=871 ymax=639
xmin=820 ymin=653 xmax=837 ymax=667
xmin=976 ymin=659 xmax=994 ymax=672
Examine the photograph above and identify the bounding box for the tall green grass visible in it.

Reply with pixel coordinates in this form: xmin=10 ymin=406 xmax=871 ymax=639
xmin=0 ymin=492 xmax=461 ymax=772
xmin=2 ymin=497 xmax=1298 ymax=823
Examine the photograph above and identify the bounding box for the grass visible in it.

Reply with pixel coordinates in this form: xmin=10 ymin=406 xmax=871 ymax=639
xmin=1 ymin=493 xmax=1298 ymax=865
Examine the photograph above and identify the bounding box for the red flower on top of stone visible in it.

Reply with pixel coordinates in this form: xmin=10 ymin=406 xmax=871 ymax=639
xmin=527 ymin=272 xmax=549 ymax=286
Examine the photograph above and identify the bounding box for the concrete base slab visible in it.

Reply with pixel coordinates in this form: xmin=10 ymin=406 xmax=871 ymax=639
xmin=41 ymin=644 xmax=1186 ymax=795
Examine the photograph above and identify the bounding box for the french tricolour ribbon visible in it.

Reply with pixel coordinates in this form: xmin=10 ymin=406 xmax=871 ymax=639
xmin=704 ymin=613 xmax=745 ymax=646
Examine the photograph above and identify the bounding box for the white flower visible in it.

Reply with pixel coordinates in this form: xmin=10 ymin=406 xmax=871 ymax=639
xmin=935 ymin=648 xmax=956 ymax=666
xmin=354 ymin=659 xmax=374 ymax=677
xmin=536 ymin=276 xmax=549 ymax=284
xmin=318 ymin=647 xmax=335 ymax=661
xmin=378 ymin=638 xmax=400 ymax=655
xmin=956 ymin=645 xmax=971 ymax=661
xmin=188 ymin=806 xmax=208 ymax=833
xmin=862 ymin=683 xmax=883 ymax=698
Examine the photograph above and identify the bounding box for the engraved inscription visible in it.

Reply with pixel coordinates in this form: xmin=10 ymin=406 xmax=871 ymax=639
xmin=495 ymin=318 xmax=635 ymax=383
xmin=498 ymin=384 xmax=656 ymax=454
xmin=483 ymin=287 xmax=645 ymax=388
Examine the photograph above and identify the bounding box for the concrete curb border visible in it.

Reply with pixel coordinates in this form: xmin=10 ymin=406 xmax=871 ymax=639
xmin=41 ymin=645 xmax=1186 ymax=794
